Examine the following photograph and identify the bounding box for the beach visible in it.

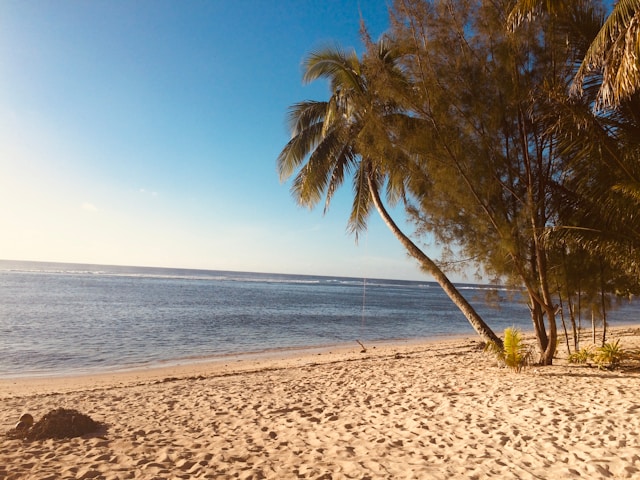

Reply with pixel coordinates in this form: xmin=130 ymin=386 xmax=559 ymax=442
xmin=2 ymin=328 xmax=640 ymax=479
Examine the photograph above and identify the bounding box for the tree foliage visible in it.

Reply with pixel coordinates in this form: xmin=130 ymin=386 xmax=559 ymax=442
xmin=278 ymin=0 xmax=640 ymax=365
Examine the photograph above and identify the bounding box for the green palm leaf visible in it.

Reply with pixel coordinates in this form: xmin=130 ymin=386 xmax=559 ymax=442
xmin=573 ymin=0 xmax=640 ymax=108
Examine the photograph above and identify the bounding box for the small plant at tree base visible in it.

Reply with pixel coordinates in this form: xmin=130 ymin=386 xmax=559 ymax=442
xmin=568 ymin=347 xmax=594 ymax=365
xmin=503 ymin=327 xmax=533 ymax=372
xmin=593 ymin=339 xmax=626 ymax=370
xmin=485 ymin=327 xmax=533 ymax=373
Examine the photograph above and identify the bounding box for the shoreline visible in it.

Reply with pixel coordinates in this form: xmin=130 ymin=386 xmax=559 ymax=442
xmin=3 ymin=326 xmax=640 ymax=479
xmin=4 ymin=317 xmax=640 ymax=383
xmin=0 ymin=332 xmax=478 ymax=383
xmin=2 ymin=324 xmax=638 ymax=396
xmin=0 ymin=334 xmax=477 ymax=398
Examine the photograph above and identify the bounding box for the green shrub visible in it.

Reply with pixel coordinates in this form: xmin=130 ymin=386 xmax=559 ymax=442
xmin=568 ymin=347 xmax=594 ymax=365
xmin=485 ymin=327 xmax=533 ymax=373
xmin=593 ymin=339 xmax=626 ymax=370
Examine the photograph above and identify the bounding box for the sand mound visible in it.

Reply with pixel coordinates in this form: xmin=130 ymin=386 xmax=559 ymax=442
xmin=7 ymin=408 xmax=101 ymax=441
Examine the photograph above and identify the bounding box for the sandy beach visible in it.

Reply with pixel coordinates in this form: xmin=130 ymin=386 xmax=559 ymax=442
xmin=2 ymin=327 xmax=640 ymax=479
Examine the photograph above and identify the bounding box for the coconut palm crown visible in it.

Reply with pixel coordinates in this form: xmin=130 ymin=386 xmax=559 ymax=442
xmin=277 ymin=40 xmax=404 ymax=238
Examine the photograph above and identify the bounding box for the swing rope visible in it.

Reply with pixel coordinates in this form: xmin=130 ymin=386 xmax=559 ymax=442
xmin=361 ymin=276 xmax=367 ymax=329
xmin=360 ymin=230 xmax=368 ymax=332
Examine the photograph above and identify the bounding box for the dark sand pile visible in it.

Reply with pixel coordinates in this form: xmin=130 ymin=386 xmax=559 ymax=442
xmin=7 ymin=408 xmax=101 ymax=441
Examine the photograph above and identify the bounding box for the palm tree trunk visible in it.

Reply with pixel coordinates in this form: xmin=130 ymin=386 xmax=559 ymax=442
xmin=367 ymin=175 xmax=503 ymax=348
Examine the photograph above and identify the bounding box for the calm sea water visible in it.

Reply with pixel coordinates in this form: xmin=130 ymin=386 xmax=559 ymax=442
xmin=1 ymin=260 xmax=638 ymax=378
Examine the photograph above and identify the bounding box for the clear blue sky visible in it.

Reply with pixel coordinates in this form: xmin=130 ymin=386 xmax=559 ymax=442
xmin=0 ymin=0 xmax=459 ymax=282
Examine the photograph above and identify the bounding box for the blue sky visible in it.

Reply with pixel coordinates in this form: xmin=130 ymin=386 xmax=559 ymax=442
xmin=0 ymin=0 xmax=456 ymax=282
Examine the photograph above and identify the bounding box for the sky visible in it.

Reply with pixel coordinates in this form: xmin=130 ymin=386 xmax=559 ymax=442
xmin=0 ymin=0 xmax=462 ymax=282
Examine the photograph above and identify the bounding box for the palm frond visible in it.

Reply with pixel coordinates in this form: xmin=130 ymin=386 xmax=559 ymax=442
xmin=346 ymin=164 xmax=372 ymax=240
xmin=613 ymin=180 xmax=640 ymax=201
xmin=276 ymin=120 xmax=324 ymax=182
xmin=508 ymin=0 xmax=569 ymax=29
xmin=303 ymin=46 xmax=364 ymax=93
xmin=286 ymin=100 xmax=328 ymax=136
xmin=291 ymin=129 xmax=349 ymax=208
xmin=573 ymin=0 xmax=640 ymax=108
xmin=323 ymin=141 xmax=359 ymax=214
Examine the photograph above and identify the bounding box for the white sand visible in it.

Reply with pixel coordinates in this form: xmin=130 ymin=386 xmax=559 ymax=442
xmin=2 ymin=327 xmax=640 ymax=479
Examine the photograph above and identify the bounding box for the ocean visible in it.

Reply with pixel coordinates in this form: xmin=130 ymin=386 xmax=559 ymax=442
xmin=1 ymin=260 xmax=638 ymax=378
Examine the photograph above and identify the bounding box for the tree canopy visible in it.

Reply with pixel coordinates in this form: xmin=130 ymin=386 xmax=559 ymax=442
xmin=278 ymin=0 xmax=640 ymax=365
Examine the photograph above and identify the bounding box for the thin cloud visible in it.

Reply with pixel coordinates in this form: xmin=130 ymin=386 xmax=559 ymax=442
xmin=82 ymin=202 xmax=98 ymax=212
xmin=139 ymin=188 xmax=158 ymax=197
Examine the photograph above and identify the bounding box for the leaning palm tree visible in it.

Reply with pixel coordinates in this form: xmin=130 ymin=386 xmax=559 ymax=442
xmin=277 ymin=41 xmax=502 ymax=347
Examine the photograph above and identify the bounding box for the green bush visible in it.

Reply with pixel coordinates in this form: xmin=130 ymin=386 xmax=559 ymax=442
xmin=568 ymin=347 xmax=594 ymax=365
xmin=485 ymin=327 xmax=533 ymax=373
xmin=593 ymin=339 xmax=626 ymax=369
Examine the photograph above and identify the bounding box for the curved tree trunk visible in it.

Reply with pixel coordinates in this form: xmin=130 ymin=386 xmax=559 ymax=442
xmin=532 ymin=216 xmax=557 ymax=365
xmin=529 ymin=297 xmax=548 ymax=353
xmin=540 ymin=307 xmax=557 ymax=365
xmin=367 ymin=175 xmax=503 ymax=348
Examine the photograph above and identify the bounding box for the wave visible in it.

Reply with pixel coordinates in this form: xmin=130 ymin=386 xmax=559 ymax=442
xmin=0 ymin=259 xmax=509 ymax=290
